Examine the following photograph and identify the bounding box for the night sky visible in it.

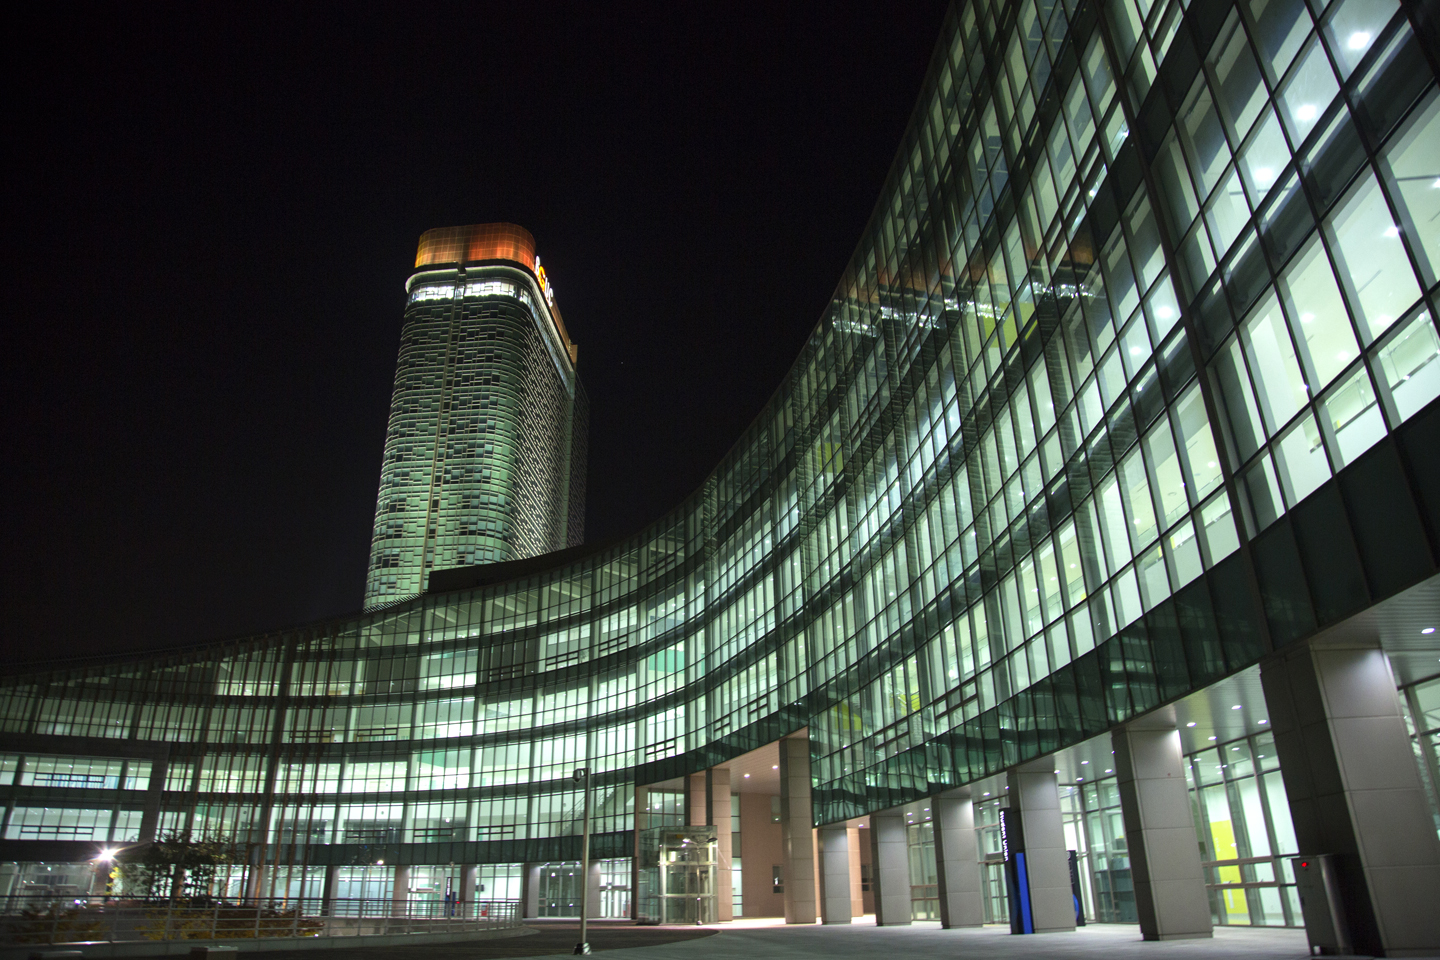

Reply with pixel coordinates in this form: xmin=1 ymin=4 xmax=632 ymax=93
xmin=3 ymin=2 xmax=950 ymax=667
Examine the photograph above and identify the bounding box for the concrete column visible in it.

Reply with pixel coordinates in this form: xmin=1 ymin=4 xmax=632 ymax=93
xmin=1113 ymin=707 xmax=1213 ymax=940
xmin=1262 ymin=641 xmax=1440 ymax=956
xmin=779 ymin=735 xmax=817 ymax=923
xmin=459 ymin=865 xmax=476 ymax=917
xmin=632 ymin=784 xmax=648 ymax=920
xmin=1007 ymin=763 xmax=1076 ymax=933
xmin=321 ymin=865 xmax=338 ymax=915
xmin=846 ymin=825 xmax=864 ymax=918
xmin=391 ymin=865 xmax=410 ymax=917
xmin=869 ymin=807 xmax=911 ymax=926
xmin=246 ymin=864 xmax=267 ymax=904
xmin=687 ymin=772 xmax=707 ymax=827
xmin=586 ymin=860 xmax=603 ymax=919
xmin=709 ymin=768 xmax=734 ymax=921
xmin=817 ymin=824 xmax=853 ymax=923
xmin=934 ymin=793 xmax=983 ymax=928
xmin=521 ymin=862 xmax=541 ymax=918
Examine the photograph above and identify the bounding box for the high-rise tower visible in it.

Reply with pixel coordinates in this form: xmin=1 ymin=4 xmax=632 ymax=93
xmin=364 ymin=223 xmax=586 ymax=606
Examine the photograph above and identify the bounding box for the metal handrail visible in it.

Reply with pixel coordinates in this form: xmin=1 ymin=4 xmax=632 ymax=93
xmin=0 ymin=895 xmax=521 ymax=946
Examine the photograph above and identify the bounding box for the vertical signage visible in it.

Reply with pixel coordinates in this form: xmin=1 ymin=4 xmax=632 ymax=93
xmin=1000 ymin=808 xmax=1034 ymax=934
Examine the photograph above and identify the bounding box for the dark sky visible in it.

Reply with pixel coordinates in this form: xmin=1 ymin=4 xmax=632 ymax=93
xmin=2 ymin=2 xmax=950 ymax=667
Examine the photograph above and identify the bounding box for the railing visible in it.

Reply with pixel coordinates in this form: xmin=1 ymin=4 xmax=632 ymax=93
xmin=0 ymin=896 xmax=522 ymax=946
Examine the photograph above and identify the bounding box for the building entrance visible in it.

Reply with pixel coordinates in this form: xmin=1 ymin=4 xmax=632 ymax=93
xmin=636 ymin=826 xmax=718 ymax=924
xmin=536 ymin=861 xmax=582 ymax=917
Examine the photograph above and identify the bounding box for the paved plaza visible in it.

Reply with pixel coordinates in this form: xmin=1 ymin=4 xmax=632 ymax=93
xmin=543 ymin=921 xmax=1319 ymax=960
xmin=226 ymin=919 xmax=1364 ymax=960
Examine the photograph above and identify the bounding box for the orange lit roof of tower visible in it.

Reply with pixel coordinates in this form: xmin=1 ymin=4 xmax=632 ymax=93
xmin=414 ymin=223 xmax=576 ymax=364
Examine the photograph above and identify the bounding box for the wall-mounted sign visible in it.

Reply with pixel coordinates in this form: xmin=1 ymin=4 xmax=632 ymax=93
xmin=534 ymin=256 xmax=556 ymax=307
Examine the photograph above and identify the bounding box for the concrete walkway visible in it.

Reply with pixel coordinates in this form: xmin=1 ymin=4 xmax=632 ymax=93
xmin=525 ymin=921 xmax=1329 ymax=960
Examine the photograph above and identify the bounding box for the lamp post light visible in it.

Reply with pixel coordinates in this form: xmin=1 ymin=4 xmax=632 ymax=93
xmin=573 ymin=766 xmax=592 ymax=956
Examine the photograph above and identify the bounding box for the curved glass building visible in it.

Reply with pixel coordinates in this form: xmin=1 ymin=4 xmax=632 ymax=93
xmin=4 ymin=0 xmax=1440 ymax=951
xmin=365 ymin=223 xmax=587 ymax=606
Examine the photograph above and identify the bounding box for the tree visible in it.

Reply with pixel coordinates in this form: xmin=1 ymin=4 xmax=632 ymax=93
xmin=116 ymin=833 xmax=238 ymax=901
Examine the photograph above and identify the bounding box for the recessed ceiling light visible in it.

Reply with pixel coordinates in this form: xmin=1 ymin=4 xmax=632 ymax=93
xmin=1422 ymin=627 xmax=1435 ymax=635
xmin=1209 ymin=736 xmax=1218 ymax=741
xmin=1258 ymin=719 xmax=1268 ymax=724
xmin=1232 ymin=705 xmax=1242 ymax=710
xmin=744 ymin=773 xmax=750 ymax=778
xmin=772 ymin=765 xmax=779 ymax=770
xmin=1186 ymin=721 xmax=1197 ymax=727
xmin=1081 ymin=760 xmax=1089 ymax=764
xmin=1105 ymin=769 xmax=1112 ymax=773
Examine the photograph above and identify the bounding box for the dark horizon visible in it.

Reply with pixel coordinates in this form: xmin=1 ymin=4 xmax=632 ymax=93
xmin=2 ymin=1 xmax=951 ymax=667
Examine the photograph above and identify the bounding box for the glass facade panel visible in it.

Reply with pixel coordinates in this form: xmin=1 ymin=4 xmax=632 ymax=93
xmin=0 ymin=0 xmax=1437 ymax=900
xmin=1188 ymin=732 xmax=1299 ymax=926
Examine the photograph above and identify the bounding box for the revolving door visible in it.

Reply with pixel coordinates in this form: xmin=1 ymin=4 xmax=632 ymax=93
xmin=635 ymin=826 xmax=718 ymax=924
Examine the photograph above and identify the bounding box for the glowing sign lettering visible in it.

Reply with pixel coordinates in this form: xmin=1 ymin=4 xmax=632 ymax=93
xmin=534 ymin=255 xmax=556 ymax=307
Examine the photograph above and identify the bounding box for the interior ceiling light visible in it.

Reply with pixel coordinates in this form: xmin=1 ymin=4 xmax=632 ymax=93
xmin=1422 ymin=627 xmax=1435 ymax=635
xmin=1232 ymin=704 xmax=1242 ymax=710
xmin=1186 ymin=721 xmax=1197 ymax=727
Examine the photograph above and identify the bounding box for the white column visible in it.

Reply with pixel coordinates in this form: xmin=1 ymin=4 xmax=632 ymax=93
xmin=846 ymin=824 xmax=864 ymax=918
xmin=322 ymin=865 xmax=339 ymax=916
xmin=391 ymin=865 xmax=410 ymax=917
xmin=1262 ymin=640 xmax=1440 ymax=956
xmin=817 ymin=824 xmax=852 ymax=923
xmin=586 ymin=860 xmax=602 ymax=920
xmin=711 ymin=767 xmax=733 ymax=921
xmin=521 ymin=862 xmax=540 ymax=918
xmin=1007 ymin=763 xmax=1075 ymax=933
xmin=1113 ymin=707 xmax=1213 ymax=940
xmin=868 ymin=807 xmax=911 ymax=926
xmin=934 ymin=793 xmax=983 ymax=928
xmin=632 ymin=784 xmax=648 ymax=920
xmin=779 ymin=735 xmax=817 ymax=923
xmin=459 ymin=865 xmax=476 ymax=917
xmin=688 ymin=772 xmax=707 ymax=827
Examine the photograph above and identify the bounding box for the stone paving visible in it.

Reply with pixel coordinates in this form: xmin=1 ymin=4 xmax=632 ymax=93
xmin=114 ymin=917 xmax=1440 ymax=960
xmin=544 ymin=920 xmax=1322 ymax=960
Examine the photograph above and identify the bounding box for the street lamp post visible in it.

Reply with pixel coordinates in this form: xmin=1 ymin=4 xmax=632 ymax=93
xmin=573 ymin=767 xmax=592 ymax=956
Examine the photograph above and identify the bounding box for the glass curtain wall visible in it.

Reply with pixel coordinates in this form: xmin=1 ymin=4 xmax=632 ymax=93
xmin=976 ymin=797 xmax=1009 ymax=924
xmin=1 ymin=0 xmax=1438 ymax=890
xmin=1060 ymin=778 xmax=1134 ymax=922
xmin=907 ymin=820 xmax=940 ymax=919
xmin=1402 ymin=674 xmax=1440 ymax=837
xmin=1185 ymin=731 xmax=1299 ymax=926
